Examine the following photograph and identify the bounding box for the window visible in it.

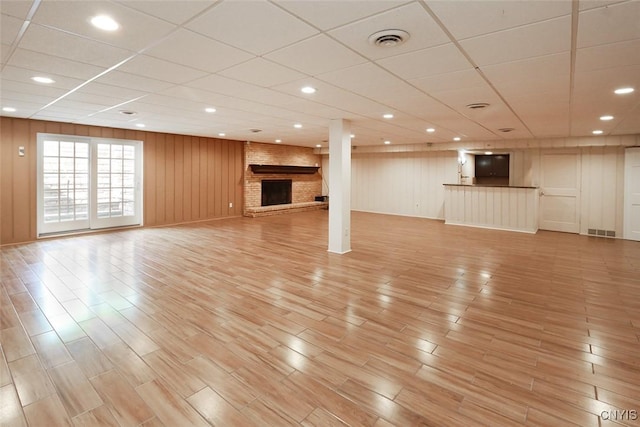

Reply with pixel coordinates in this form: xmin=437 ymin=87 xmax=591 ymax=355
xmin=37 ymin=134 xmax=143 ymax=236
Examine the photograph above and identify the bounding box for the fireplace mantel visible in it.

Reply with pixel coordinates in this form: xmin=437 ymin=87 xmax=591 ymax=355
xmin=249 ymin=164 xmax=319 ymax=174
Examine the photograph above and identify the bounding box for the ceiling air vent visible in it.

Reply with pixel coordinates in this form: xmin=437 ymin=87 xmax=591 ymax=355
xmin=466 ymin=103 xmax=490 ymax=110
xmin=249 ymin=129 xmax=262 ymax=133
xmin=498 ymin=128 xmax=515 ymax=133
xmin=368 ymin=30 xmax=410 ymax=48
xmin=119 ymin=110 xmax=137 ymax=115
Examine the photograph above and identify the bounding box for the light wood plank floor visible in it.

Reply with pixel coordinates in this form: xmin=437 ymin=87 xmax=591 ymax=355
xmin=1 ymin=211 xmax=640 ymax=426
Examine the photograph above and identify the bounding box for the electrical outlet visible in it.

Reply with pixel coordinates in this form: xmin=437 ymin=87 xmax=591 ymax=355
xmin=229 ymin=202 xmax=233 ymax=208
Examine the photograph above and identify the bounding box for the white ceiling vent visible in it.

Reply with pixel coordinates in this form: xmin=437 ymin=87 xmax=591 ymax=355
xmin=368 ymin=30 xmax=410 ymax=47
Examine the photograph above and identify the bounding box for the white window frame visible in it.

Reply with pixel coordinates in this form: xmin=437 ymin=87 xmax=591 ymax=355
xmin=37 ymin=133 xmax=143 ymax=237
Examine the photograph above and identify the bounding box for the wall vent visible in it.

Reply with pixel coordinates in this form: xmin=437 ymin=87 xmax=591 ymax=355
xmin=587 ymin=228 xmax=616 ymax=238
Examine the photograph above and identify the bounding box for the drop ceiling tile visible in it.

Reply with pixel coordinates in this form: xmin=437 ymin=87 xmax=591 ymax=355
xmin=116 ymin=0 xmax=213 ymax=25
xmin=264 ymin=34 xmax=367 ymax=76
xmin=376 ymin=43 xmax=472 ymax=80
xmin=460 ymin=16 xmax=571 ymax=67
xmin=20 ymin=24 xmax=133 ymax=67
xmin=318 ymin=62 xmax=401 ymax=93
xmin=8 ymin=48 xmax=104 ymax=80
xmin=158 ymin=85 xmax=234 ymax=106
xmin=482 ymin=52 xmax=570 ymax=96
xmin=612 ymin=104 xmax=640 ymax=135
xmin=1 ymin=13 xmax=23 ymax=45
xmin=1 ymin=42 xmax=13 ymax=64
xmin=218 ymin=58 xmax=306 ymax=88
xmin=0 ymin=89 xmax=56 ymax=106
xmin=93 ymin=69 xmax=175 ymax=93
xmin=32 ymin=110 xmax=86 ymax=121
xmin=63 ymin=90 xmax=137 ymax=109
xmin=575 ymin=39 xmax=640 ymax=73
xmin=271 ymin=78 xmax=390 ymax=117
xmin=117 ymin=55 xmax=207 ymax=84
xmin=31 ymin=1 xmax=176 ymax=51
xmin=1 ymin=65 xmax=86 ymax=90
xmin=577 ymin=1 xmax=640 ymax=48
xmin=426 ymin=0 xmax=571 ymax=40
xmin=77 ymin=81 xmax=149 ymax=101
xmin=573 ymin=64 xmax=640 ymax=98
xmin=186 ymin=1 xmax=318 ymax=55
xmin=134 ymin=93 xmax=215 ymax=114
xmin=277 ymin=0 xmax=409 ymax=31
xmin=410 ymin=68 xmax=486 ymax=94
xmin=0 ymin=1 xmax=32 ymax=19
xmin=0 ymin=79 xmax=67 ymax=99
xmin=184 ymin=74 xmax=262 ymax=99
xmin=578 ymin=0 xmax=623 ymax=12
xmin=328 ymin=2 xmax=450 ymax=60
xmin=145 ymin=29 xmax=252 ymax=73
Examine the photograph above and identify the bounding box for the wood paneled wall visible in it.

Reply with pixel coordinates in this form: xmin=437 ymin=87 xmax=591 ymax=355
xmin=0 ymin=117 xmax=244 ymax=245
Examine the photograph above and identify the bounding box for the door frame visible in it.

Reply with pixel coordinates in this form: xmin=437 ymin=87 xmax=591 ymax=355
xmin=624 ymin=147 xmax=640 ymax=241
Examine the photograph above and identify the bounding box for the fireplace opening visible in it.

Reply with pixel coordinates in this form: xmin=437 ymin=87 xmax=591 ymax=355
xmin=261 ymin=179 xmax=292 ymax=206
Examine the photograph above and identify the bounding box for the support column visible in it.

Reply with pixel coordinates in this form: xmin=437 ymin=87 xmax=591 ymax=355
xmin=328 ymin=119 xmax=351 ymax=254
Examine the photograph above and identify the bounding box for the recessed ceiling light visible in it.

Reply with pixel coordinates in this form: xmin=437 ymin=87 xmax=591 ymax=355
xmin=136 ymin=123 xmax=145 ymax=128
xmin=218 ymin=133 xmax=225 ymax=137
xmin=32 ymin=76 xmax=54 ymax=84
xmin=426 ymin=128 xmax=435 ymax=133
xmin=384 ymin=140 xmax=391 ymax=145
xmin=91 ymin=15 xmax=119 ymax=31
xmin=350 ymin=134 xmax=355 ymax=138
xmin=294 ymin=123 xmax=302 ymax=128
xmin=600 ymin=115 xmax=614 ymax=121
xmin=316 ymin=144 xmax=322 ymax=148
xmin=453 ymin=137 xmax=461 ymax=141
xmin=275 ymin=139 xmax=282 ymax=143
xmin=205 ymin=107 xmax=216 ymax=113
xmin=592 ymin=130 xmax=603 ymax=135
xmin=383 ymin=113 xmax=394 ymax=119
xmin=2 ymin=107 xmax=16 ymax=112
xmin=485 ymin=151 xmax=493 ymax=155
xmin=301 ymin=86 xmax=316 ymax=94
xmin=614 ymin=87 xmax=634 ymax=95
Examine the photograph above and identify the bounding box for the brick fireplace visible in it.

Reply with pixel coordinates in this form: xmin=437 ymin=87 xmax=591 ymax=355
xmin=243 ymin=142 xmax=324 ymax=216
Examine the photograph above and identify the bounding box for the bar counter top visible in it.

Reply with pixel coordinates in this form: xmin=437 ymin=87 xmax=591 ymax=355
xmin=443 ymin=183 xmax=538 ymax=189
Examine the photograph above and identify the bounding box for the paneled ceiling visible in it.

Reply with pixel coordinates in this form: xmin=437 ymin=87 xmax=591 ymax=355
xmin=1 ymin=0 xmax=639 ymax=147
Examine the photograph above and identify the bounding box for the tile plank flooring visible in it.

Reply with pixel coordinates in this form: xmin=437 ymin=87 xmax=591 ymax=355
xmin=1 ymin=211 xmax=640 ymax=426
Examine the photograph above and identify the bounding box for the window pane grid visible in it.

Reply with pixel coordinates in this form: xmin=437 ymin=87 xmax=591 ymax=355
xmin=42 ymin=141 xmax=90 ymax=223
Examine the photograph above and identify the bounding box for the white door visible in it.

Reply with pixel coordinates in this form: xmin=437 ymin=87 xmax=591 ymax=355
xmin=539 ymin=151 xmax=581 ymax=233
xmin=38 ymin=134 xmax=142 ymax=236
xmin=91 ymin=140 xmax=143 ymax=229
xmin=624 ymin=147 xmax=640 ymax=241
xmin=38 ymin=137 xmax=91 ymax=234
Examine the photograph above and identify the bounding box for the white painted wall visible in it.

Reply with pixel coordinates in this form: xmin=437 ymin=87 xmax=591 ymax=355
xmin=321 ymin=144 xmax=627 ymax=236
xmin=323 ymin=151 xmax=457 ymax=219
